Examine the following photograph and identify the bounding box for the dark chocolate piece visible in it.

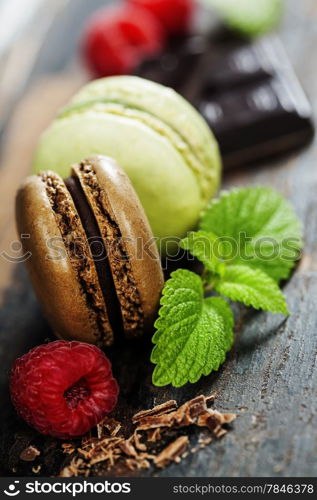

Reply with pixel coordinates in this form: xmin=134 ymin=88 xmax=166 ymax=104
xmin=136 ymin=35 xmax=314 ymax=168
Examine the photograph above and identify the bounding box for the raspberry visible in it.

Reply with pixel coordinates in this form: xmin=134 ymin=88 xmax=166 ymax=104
xmin=82 ymin=5 xmax=165 ymax=77
xmin=126 ymin=0 xmax=195 ymax=35
xmin=10 ymin=341 xmax=119 ymax=439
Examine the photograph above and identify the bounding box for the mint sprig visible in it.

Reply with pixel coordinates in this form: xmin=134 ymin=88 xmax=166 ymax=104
xmin=214 ymin=265 xmax=289 ymax=314
xmin=151 ymin=270 xmax=234 ymax=387
xmin=181 ymin=230 xmax=226 ymax=277
xmin=200 ymin=187 xmax=303 ymax=282
xmin=151 ymin=187 xmax=303 ymax=388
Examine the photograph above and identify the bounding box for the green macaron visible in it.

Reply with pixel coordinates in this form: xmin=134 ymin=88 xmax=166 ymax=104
xmin=33 ymin=76 xmax=221 ymax=253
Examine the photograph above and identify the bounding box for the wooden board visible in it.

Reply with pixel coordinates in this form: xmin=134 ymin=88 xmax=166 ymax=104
xmin=0 ymin=0 xmax=317 ymax=477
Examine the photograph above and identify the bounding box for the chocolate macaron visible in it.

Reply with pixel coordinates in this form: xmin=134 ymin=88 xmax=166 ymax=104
xmin=16 ymin=155 xmax=164 ymax=346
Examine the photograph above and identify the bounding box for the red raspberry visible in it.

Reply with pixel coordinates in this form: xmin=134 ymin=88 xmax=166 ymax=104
xmin=10 ymin=341 xmax=119 ymax=439
xmin=126 ymin=0 xmax=195 ymax=35
xmin=82 ymin=5 xmax=165 ymax=77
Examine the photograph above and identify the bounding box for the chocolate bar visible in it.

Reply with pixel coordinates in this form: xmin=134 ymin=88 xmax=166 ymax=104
xmin=136 ymin=35 xmax=314 ymax=168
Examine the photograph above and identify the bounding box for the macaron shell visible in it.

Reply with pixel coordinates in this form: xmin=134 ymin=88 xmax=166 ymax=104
xmin=73 ymin=156 xmax=164 ymax=333
xmin=68 ymin=76 xmax=221 ymax=199
xmin=33 ymin=112 xmax=203 ymax=250
xmin=62 ymin=101 xmax=208 ymax=201
xmin=16 ymin=175 xmax=113 ymax=345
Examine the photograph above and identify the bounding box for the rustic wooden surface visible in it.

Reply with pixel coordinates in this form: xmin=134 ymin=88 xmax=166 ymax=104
xmin=0 ymin=0 xmax=317 ymax=477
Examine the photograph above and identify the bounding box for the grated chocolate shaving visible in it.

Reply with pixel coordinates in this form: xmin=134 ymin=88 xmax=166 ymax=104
xmin=154 ymin=436 xmax=189 ymax=469
xmin=197 ymin=410 xmax=236 ymax=438
xmin=19 ymin=445 xmax=40 ymax=462
xmin=132 ymin=431 xmax=147 ymax=452
xmin=135 ymin=395 xmax=209 ymax=430
xmin=205 ymin=393 xmax=217 ymax=404
xmin=62 ymin=443 xmax=75 ymax=455
xmin=97 ymin=416 xmax=121 ymax=439
xmin=58 ymin=395 xmax=236 ymax=477
xmin=118 ymin=439 xmax=138 ymax=458
xmin=132 ymin=400 xmax=177 ymax=423
xmin=147 ymin=428 xmax=162 ymax=443
xmin=32 ymin=465 xmax=42 ymax=474
xmin=135 ymin=413 xmax=174 ymax=430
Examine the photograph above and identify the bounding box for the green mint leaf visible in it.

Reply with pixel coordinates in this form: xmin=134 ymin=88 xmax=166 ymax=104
xmin=200 ymin=187 xmax=303 ymax=282
xmin=151 ymin=269 xmax=234 ymax=387
xmin=200 ymin=0 xmax=283 ymax=37
xmin=180 ymin=230 xmax=226 ymax=277
xmin=214 ymin=265 xmax=289 ymax=314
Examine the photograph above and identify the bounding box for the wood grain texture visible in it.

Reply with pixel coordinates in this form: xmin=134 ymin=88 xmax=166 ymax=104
xmin=0 ymin=0 xmax=316 ymax=477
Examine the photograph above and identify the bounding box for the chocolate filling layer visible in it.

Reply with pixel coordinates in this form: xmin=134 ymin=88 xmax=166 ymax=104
xmin=40 ymin=172 xmax=113 ymax=345
xmin=76 ymin=161 xmax=144 ymax=338
xmin=65 ymin=177 xmax=124 ymax=337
